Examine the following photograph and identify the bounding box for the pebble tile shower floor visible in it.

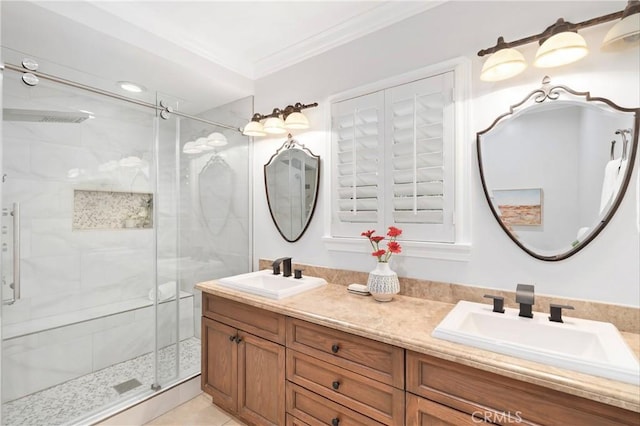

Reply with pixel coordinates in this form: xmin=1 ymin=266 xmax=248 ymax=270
xmin=2 ymin=337 xmax=200 ymax=426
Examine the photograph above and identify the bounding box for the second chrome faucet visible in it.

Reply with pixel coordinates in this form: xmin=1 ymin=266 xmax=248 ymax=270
xmin=486 ymin=284 xmax=575 ymax=322
xmin=272 ymin=257 xmax=292 ymax=277
xmin=515 ymin=284 xmax=535 ymax=318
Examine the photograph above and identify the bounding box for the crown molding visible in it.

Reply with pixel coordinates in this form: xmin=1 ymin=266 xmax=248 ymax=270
xmin=252 ymin=1 xmax=447 ymax=79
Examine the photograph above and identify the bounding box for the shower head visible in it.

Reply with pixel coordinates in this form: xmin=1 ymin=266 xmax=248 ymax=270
xmin=3 ymin=108 xmax=90 ymax=123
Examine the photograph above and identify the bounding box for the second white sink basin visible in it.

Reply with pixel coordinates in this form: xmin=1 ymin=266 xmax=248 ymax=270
xmin=215 ymin=269 xmax=327 ymax=300
xmin=433 ymin=301 xmax=640 ymax=384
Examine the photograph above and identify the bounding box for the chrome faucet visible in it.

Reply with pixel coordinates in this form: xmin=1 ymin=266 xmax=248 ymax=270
xmin=515 ymin=284 xmax=535 ymax=318
xmin=272 ymin=257 xmax=292 ymax=277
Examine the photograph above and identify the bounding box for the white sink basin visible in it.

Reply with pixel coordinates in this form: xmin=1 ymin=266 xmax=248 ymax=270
xmin=215 ymin=269 xmax=327 ymax=300
xmin=433 ymin=301 xmax=640 ymax=384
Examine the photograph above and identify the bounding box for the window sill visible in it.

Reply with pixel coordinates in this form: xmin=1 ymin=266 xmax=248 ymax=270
xmin=321 ymin=237 xmax=471 ymax=262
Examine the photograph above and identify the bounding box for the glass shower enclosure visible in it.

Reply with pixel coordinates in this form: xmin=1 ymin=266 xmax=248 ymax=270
xmin=0 ymin=49 xmax=251 ymax=425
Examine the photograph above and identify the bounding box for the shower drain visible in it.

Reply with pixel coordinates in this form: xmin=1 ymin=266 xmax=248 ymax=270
xmin=112 ymin=378 xmax=142 ymax=395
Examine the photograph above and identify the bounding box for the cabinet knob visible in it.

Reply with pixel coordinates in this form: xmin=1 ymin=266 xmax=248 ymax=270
xmin=236 ymin=336 xmax=243 ymax=344
xmin=229 ymin=335 xmax=236 ymax=342
xmin=331 ymin=381 xmax=340 ymax=390
xmin=331 ymin=344 xmax=340 ymax=354
xmin=331 ymin=417 xmax=340 ymax=426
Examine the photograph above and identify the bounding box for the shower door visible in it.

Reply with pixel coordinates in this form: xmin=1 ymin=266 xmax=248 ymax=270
xmin=155 ymin=93 xmax=253 ymax=379
xmin=0 ymin=53 xmax=177 ymax=425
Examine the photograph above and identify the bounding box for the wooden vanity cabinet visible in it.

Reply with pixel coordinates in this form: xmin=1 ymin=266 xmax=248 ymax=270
xmin=202 ymin=294 xmax=286 ymax=426
xmin=201 ymin=293 xmax=638 ymax=426
xmin=406 ymin=350 xmax=640 ymax=426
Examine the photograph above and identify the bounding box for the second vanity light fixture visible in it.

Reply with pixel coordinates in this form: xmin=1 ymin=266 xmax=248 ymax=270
xmin=242 ymin=102 xmax=318 ymax=137
xmin=478 ymin=0 xmax=640 ymax=82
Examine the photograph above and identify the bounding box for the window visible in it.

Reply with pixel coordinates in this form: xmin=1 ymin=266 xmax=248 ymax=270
xmin=331 ymin=71 xmax=456 ymax=243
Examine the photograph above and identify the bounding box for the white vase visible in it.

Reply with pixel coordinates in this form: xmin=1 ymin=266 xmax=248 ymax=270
xmin=366 ymin=262 xmax=400 ymax=302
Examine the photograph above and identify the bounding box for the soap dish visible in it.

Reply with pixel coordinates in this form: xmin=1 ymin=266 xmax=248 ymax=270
xmin=347 ymin=283 xmax=370 ymax=296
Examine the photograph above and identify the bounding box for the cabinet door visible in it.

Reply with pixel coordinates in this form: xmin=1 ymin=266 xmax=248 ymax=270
xmin=237 ymin=331 xmax=286 ymax=426
xmin=406 ymin=393 xmax=491 ymax=426
xmin=202 ymin=317 xmax=237 ymax=413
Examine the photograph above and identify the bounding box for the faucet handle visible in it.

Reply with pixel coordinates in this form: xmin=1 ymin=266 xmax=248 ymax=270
xmin=483 ymin=294 xmax=505 ymax=313
xmin=549 ymin=304 xmax=574 ymax=323
xmin=272 ymin=264 xmax=281 ymax=275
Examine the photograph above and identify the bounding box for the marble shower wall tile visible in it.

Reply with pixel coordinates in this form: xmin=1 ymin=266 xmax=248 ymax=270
xmin=2 ymin=335 xmax=93 ymax=402
xmin=2 ymin=96 xmax=162 ymax=324
xmin=2 ymin=295 xmax=195 ymax=402
xmin=258 ymin=259 xmax=640 ymax=334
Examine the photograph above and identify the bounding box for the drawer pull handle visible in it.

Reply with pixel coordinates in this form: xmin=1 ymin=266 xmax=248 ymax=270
xmin=331 ymin=344 xmax=340 ymax=353
xmin=331 ymin=381 xmax=340 ymax=390
xmin=331 ymin=417 xmax=340 ymax=426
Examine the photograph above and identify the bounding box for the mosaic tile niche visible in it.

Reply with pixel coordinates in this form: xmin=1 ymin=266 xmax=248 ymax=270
xmin=73 ymin=190 xmax=153 ymax=230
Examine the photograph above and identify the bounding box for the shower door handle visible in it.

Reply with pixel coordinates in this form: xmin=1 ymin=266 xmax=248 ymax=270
xmin=10 ymin=202 xmax=20 ymax=301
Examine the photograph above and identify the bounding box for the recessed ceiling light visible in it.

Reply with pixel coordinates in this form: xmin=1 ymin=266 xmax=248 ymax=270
xmin=117 ymin=81 xmax=146 ymax=93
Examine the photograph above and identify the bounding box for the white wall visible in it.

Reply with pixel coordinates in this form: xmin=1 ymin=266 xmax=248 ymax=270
xmin=252 ymin=1 xmax=640 ymax=306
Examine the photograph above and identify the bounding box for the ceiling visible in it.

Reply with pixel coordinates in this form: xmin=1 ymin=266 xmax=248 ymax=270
xmin=82 ymin=1 xmax=446 ymax=80
xmin=0 ymin=0 xmax=445 ymax=114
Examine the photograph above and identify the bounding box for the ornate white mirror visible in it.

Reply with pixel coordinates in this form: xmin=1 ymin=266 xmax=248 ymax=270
xmin=264 ymin=135 xmax=320 ymax=242
xmin=477 ymin=77 xmax=638 ymax=261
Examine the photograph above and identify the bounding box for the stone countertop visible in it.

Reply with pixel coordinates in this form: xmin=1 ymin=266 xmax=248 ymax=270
xmin=195 ymin=281 xmax=640 ymax=413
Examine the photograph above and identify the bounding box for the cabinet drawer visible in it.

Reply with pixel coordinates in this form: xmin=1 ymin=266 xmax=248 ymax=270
xmin=286 ymin=318 xmax=404 ymax=388
xmin=286 ymin=382 xmax=383 ymax=426
xmin=286 ymin=414 xmax=312 ymax=426
xmin=406 ymin=393 xmax=492 ymax=425
xmin=203 ymin=293 xmax=286 ymax=344
xmin=287 ymin=350 xmax=404 ymax=425
xmin=406 ymin=351 xmax=639 ymax=426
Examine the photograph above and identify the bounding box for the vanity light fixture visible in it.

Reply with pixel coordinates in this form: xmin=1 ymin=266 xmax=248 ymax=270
xmin=603 ymin=0 xmax=640 ymax=50
xmin=242 ymin=102 xmax=318 ymax=137
xmin=478 ymin=1 xmax=640 ymax=82
xmin=533 ymin=19 xmax=589 ymax=68
xmin=479 ymin=37 xmax=528 ymax=82
xmin=263 ymin=116 xmax=287 ymax=135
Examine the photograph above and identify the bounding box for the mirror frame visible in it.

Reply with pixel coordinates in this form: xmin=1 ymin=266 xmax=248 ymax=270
xmin=264 ymin=136 xmax=320 ymax=243
xmin=477 ymin=77 xmax=639 ymax=261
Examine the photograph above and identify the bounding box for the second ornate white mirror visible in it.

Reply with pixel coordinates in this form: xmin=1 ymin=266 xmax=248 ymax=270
xmin=477 ymin=77 xmax=638 ymax=261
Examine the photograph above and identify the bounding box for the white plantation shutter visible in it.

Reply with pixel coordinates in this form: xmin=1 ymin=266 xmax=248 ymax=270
xmin=331 ymin=70 xmax=456 ymax=242
xmin=331 ymin=92 xmax=385 ymax=236
xmin=385 ymin=72 xmax=455 ymax=242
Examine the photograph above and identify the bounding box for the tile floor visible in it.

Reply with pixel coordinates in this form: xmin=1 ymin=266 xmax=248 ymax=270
xmin=2 ymin=338 xmax=201 ymax=426
xmin=144 ymin=394 xmax=246 ymax=426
